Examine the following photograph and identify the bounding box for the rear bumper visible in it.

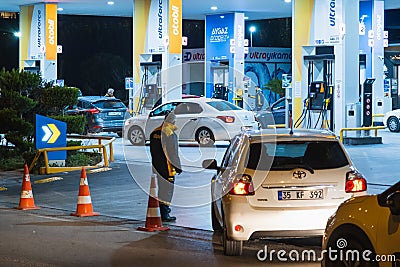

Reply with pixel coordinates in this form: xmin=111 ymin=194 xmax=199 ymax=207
xmin=223 ymin=195 xmax=337 ymax=241
xmin=101 ymin=126 xmax=123 ymax=133
xmin=91 ymin=120 xmax=124 ymax=133
xmin=250 ymin=230 xmax=323 ymax=239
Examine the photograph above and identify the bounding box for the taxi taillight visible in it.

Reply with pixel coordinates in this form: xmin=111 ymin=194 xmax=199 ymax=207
xmin=345 ymin=170 xmax=367 ymax=193
xmin=229 ymin=174 xmax=255 ymax=195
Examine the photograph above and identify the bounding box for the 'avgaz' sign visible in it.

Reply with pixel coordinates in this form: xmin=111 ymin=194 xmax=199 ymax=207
xmin=35 ymin=114 xmax=67 ymax=160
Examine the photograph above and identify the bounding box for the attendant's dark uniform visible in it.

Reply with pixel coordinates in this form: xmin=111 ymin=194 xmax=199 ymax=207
xmin=150 ymin=113 xmax=182 ymax=222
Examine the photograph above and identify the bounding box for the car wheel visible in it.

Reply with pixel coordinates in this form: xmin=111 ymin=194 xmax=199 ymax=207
xmin=127 ymin=126 xmax=145 ymax=146
xmin=195 ymin=127 xmax=215 ymax=146
xmin=387 ymin=116 xmax=400 ymax=132
xmin=222 ymin=210 xmax=242 ymax=256
xmin=83 ymin=125 xmax=89 ymax=135
xmin=223 ymin=224 xmax=243 ymax=256
xmin=116 ymin=132 xmax=123 ymax=138
xmin=324 ymin=226 xmax=378 ymax=267
xmin=211 ymin=201 xmax=222 ymax=232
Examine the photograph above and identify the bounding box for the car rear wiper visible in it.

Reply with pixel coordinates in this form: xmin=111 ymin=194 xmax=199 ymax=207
xmin=272 ymin=163 xmax=315 ymax=174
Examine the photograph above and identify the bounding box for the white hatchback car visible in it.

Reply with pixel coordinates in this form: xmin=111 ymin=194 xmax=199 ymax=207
xmin=124 ymin=98 xmax=259 ymax=146
xmin=383 ymin=109 xmax=400 ymax=132
xmin=203 ymin=128 xmax=368 ymax=256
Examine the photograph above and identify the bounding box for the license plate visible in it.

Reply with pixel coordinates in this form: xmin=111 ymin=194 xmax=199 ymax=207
xmin=108 ymin=111 xmax=121 ymax=116
xmin=278 ymin=189 xmax=323 ymax=200
xmin=241 ymin=126 xmax=253 ymax=131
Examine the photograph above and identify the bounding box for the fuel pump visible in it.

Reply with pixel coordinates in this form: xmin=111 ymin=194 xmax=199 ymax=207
xmin=210 ymin=61 xmax=229 ymax=101
xmin=362 ymin=78 xmax=375 ymax=127
xmin=212 ymin=83 xmax=228 ymax=100
xmin=136 ymin=56 xmax=162 ymax=114
xmin=295 ymin=50 xmax=334 ymax=130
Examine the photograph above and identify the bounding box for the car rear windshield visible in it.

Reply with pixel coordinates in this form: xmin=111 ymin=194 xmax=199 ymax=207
xmin=206 ymin=100 xmax=241 ymax=111
xmin=245 ymin=141 xmax=349 ymax=170
xmin=93 ymin=100 xmax=125 ymax=109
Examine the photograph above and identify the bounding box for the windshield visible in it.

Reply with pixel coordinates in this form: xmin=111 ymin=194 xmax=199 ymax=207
xmin=93 ymin=100 xmax=125 ymax=109
xmin=206 ymin=100 xmax=241 ymax=111
xmin=245 ymin=141 xmax=349 ymax=170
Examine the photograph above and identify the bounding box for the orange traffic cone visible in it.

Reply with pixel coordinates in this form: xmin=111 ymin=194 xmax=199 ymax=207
xmin=138 ymin=174 xmax=169 ymax=232
xmin=17 ymin=164 xmax=40 ymax=210
xmin=71 ymin=167 xmax=99 ymax=217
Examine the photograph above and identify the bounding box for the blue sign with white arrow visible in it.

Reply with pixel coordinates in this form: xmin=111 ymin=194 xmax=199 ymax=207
xmin=35 ymin=114 xmax=67 ymax=160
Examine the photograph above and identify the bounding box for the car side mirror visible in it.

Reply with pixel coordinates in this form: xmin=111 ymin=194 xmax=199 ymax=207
xmin=202 ymin=159 xmax=220 ymax=171
xmin=386 ymin=192 xmax=400 ymax=216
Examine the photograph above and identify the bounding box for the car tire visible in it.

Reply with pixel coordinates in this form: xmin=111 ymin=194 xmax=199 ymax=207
xmin=83 ymin=125 xmax=89 ymax=135
xmin=211 ymin=201 xmax=222 ymax=232
xmin=223 ymin=223 xmax=243 ymax=256
xmin=116 ymin=132 xmax=123 ymax=138
xmin=127 ymin=126 xmax=145 ymax=146
xmin=387 ymin=116 xmax=400 ymax=132
xmin=195 ymin=127 xmax=215 ymax=146
xmin=222 ymin=209 xmax=242 ymax=256
xmin=324 ymin=225 xmax=378 ymax=267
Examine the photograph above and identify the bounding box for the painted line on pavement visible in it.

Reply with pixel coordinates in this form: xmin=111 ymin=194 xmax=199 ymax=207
xmin=34 ymin=177 xmax=63 ymax=184
xmin=87 ymin=167 xmax=112 ymax=173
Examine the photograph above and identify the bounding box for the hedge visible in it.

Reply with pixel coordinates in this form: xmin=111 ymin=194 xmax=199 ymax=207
xmin=51 ymin=115 xmax=86 ymax=134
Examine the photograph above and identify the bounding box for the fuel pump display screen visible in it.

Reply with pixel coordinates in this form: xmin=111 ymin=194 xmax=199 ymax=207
xmin=309 ymin=81 xmax=326 ymax=110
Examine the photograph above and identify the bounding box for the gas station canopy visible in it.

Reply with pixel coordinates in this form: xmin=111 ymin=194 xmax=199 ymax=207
xmin=1 ymin=0 xmax=398 ymax=20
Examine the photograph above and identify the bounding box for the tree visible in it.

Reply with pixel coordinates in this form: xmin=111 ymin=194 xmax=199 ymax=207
xmin=0 ymin=68 xmax=41 ymax=152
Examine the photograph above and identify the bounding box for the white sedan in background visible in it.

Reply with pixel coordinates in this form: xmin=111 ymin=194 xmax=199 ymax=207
xmin=383 ymin=109 xmax=400 ymax=132
xmin=124 ymin=98 xmax=259 ymax=146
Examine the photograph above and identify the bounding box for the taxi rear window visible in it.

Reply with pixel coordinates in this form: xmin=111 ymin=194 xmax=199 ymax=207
xmin=246 ymin=141 xmax=349 ymax=170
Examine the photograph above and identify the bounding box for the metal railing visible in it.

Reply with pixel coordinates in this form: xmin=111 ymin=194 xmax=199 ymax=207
xmin=29 ymin=135 xmax=115 ymax=174
xmin=372 ymin=113 xmax=384 ymax=125
xmin=339 ymin=126 xmax=386 ymax=143
xmin=267 ymin=124 xmax=286 ymax=129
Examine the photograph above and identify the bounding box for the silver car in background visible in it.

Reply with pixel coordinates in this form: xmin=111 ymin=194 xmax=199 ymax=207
xmin=124 ymin=98 xmax=259 ymax=146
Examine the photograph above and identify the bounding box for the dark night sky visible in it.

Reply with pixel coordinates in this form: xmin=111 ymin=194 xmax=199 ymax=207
xmin=0 ymin=15 xmax=291 ymax=100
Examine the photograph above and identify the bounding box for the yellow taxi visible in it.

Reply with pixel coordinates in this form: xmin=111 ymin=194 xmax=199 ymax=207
xmin=322 ymin=181 xmax=400 ymax=266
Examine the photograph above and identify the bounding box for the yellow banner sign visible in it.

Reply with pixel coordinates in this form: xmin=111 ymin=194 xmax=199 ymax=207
xmin=169 ymin=0 xmax=182 ymax=54
xmin=45 ymin=4 xmax=57 ymax=60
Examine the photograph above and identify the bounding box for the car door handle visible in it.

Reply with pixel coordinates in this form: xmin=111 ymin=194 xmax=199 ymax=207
xmin=190 ymin=118 xmax=197 ymax=121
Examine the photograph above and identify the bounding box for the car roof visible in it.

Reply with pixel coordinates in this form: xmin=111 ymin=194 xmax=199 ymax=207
xmin=162 ymin=97 xmax=229 ymax=104
xmin=78 ymin=96 xmax=122 ymax=102
xmin=243 ymin=128 xmax=338 ymax=141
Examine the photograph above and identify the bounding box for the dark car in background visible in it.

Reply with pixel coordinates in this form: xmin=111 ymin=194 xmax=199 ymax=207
xmin=255 ymin=97 xmax=289 ymax=128
xmin=66 ymin=96 xmax=130 ymax=136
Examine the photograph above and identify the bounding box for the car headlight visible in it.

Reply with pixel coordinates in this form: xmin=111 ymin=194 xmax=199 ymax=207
xmin=124 ymin=120 xmax=131 ymax=126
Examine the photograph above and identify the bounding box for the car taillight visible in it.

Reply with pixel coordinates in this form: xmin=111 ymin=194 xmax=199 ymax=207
xmin=87 ymin=108 xmax=100 ymax=114
xmin=345 ymin=170 xmax=367 ymax=193
xmin=229 ymin=174 xmax=255 ymax=195
xmin=217 ymin=116 xmax=235 ymax=123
